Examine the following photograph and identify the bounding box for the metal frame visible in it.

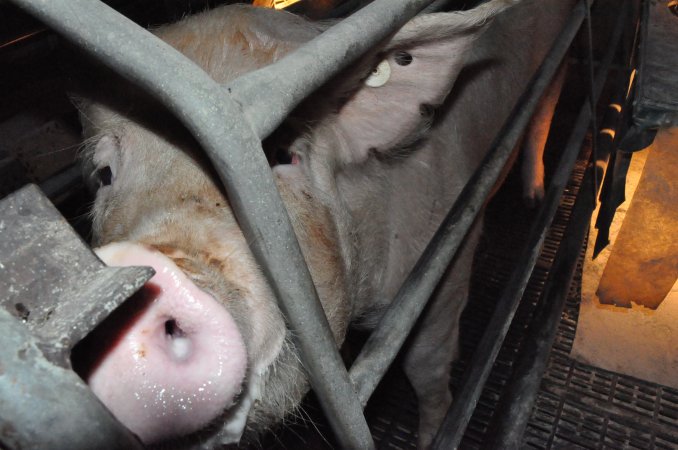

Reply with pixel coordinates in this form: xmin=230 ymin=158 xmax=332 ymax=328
xmin=0 ymin=184 xmax=150 ymax=449
xmin=479 ymin=2 xmax=632 ymax=447
xmin=0 ymin=306 xmax=144 ymax=449
xmin=1 ymin=0 xmax=617 ymax=448
xmin=351 ymin=0 xmax=592 ymax=410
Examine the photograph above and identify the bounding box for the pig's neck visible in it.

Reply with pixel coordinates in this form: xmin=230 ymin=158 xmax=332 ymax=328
xmin=340 ymin=32 xmax=535 ymax=322
xmin=336 ymin=135 xmax=479 ymax=326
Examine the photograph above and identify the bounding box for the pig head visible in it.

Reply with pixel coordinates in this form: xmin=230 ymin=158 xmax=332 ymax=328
xmin=74 ymin=0 xmax=571 ymax=447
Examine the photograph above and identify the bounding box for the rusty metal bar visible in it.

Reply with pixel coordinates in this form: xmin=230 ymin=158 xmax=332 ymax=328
xmin=0 ymin=184 xmax=155 ymax=368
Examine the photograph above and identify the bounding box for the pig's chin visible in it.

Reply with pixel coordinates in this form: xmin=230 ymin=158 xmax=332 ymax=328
xmin=83 ymin=243 xmax=248 ymax=445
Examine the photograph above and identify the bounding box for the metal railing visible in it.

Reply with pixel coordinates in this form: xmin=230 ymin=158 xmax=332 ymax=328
xmin=350 ymin=0 xmax=592 ymax=410
xmin=5 ymin=1 xmax=445 ymax=448
xmin=1 ymin=0 xmax=620 ymax=448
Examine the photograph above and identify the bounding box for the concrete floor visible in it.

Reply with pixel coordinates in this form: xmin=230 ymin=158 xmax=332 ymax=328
xmin=572 ymin=129 xmax=678 ymax=390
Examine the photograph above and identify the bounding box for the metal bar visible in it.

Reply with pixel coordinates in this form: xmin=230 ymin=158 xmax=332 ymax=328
xmin=6 ymin=0 xmax=382 ymax=447
xmin=349 ymin=0 xmax=589 ymax=408
xmin=483 ymin=5 xmax=630 ymax=446
xmin=0 ymin=307 xmax=144 ymax=450
xmin=486 ymin=150 xmax=593 ymax=450
xmin=228 ymin=0 xmax=438 ymax=140
xmin=0 ymin=184 xmax=153 ymax=446
xmin=0 ymin=184 xmax=155 ymax=368
xmin=584 ymin=0 xmax=599 ymax=197
xmin=431 ymin=1 xmax=616 ymax=447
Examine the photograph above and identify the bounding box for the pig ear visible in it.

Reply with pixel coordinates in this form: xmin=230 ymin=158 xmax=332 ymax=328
xmin=333 ymin=1 xmax=517 ymax=164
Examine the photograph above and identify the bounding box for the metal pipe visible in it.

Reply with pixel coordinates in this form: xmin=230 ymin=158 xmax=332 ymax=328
xmin=584 ymin=0 xmax=599 ymax=196
xmin=228 ymin=0 xmax=438 ymax=140
xmin=6 ymin=0 xmax=397 ymax=447
xmin=484 ymin=4 xmax=630 ymax=446
xmin=349 ymin=0 xmax=589 ymax=409
xmin=431 ymin=1 xmax=617 ymax=447
xmin=7 ymin=0 xmax=445 ymax=446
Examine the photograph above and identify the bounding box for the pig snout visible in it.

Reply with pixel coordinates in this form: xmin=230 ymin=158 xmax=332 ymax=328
xmin=81 ymin=242 xmax=247 ymax=444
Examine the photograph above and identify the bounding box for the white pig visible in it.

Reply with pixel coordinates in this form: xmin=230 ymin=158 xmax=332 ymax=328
xmin=75 ymin=0 xmax=573 ymax=447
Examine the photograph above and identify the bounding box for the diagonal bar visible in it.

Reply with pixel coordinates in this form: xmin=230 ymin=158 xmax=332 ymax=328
xmin=349 ymin=0 xmax=589 ymax=409
xmin=228 ymin=0 xmax=440 ymax=139
xmin=483 ymin=4 xmax=630 ymax=445
xmin=432 ymin=1 xmax=612 ymax=447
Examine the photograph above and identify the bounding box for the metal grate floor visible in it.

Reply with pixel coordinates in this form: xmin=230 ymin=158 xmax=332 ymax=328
xmin=522 ymin=275 xmax=678 ymax=450
xmin=456 ymin=153 xmax=678 ymax=449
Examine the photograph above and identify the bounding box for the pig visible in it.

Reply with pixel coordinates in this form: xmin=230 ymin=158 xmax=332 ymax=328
xmin=74 ymin=0 xmax=574 ymax=447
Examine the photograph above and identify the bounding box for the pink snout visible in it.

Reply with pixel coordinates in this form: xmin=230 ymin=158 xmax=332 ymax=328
xmin=84 ymin=243 xmax=247 ymax=444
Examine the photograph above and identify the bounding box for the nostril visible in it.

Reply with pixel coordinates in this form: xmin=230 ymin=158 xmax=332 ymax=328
xmin=164 ymin=319 xmax=192 ymax=362
xmin=88 ymin=243 xmax=249 ymax=444
xmin=165 ymin=319 xmax=183 ymax=337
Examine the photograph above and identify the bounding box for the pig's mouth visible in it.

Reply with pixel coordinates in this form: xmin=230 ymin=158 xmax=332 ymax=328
xmin=71 ymin=243 xmax=249 ymax=445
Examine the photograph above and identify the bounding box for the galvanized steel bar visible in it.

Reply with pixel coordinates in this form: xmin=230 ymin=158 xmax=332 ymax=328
xmin=431 ymin=2 xmax=603 ymax=448
xmin=6 ymin=0 xmax=397 ymax=447
xmin=0 ymin=184 xmax=152 ymax=448
xmin=584 ymin=0 xmax=599 ymax=196
xmin=228 ymin=0 xmax=439 ymax=140
xmin=349 ymin=0 xmax=589 ymax=408
xmin=484 ymin=5 xmax=629 ymax=446
xmin=0 ymin=184 xmax=156 ymax=369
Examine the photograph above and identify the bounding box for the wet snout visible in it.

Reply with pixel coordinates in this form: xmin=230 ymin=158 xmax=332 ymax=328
xmin=74 ymin=242 xmax=247 ymax=444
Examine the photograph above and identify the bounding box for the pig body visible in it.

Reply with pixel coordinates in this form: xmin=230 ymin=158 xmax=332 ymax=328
xmin=77 ymin=0 xmax=573 ymax=447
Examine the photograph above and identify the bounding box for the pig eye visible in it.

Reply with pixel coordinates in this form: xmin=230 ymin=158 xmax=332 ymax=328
xmin=91 ymin=135 xmax=119 ymax=190
xmin=273 ymin=147 xmax=293 ymax=165
xmin=97 ymin=166 xmax=113 ymax=187
xmin=394 ymin=51 xmax=413 ymax=66
xmin=269 ymin=147 xmax=300 ymax=166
